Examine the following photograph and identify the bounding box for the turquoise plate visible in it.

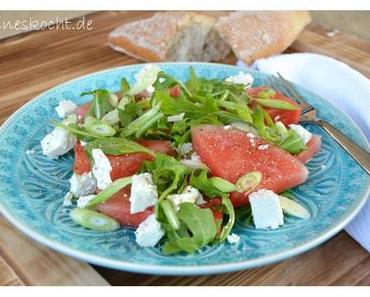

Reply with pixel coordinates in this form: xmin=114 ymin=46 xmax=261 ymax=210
xmin=0 ymin=63 xmax=369 ymax=275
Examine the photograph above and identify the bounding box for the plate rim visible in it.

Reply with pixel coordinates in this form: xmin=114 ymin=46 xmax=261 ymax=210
xmin=0 ymin=62 xmax=369 ymax=275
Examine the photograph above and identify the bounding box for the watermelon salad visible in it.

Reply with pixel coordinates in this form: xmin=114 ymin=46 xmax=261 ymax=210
xmin=40 ymin=65 xmax=321 ymax=254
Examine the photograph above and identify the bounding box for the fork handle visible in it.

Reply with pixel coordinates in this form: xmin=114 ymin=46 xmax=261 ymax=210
xmin=314 ymin=120 xmax=370 ymax=175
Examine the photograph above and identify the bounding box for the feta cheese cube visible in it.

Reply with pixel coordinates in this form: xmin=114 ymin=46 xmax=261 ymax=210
xmin=91 ymin=149 xmax=113 ymax=190
xmin=41 ymin=127 xmax=77 ymax=159
xmin=135 ymin=214 xmax=164 ymax=247
xmin=227 ymin=233 xmax=240 ymax=244
xmin=225 ymin=72 xmax=254 ymax=88
xmin=130 ymin=173 xmax=158 ymax=214
xmin=167 ymin=112 xmax=185 ymax=123
xmin=77 ymin=194 xmax=96 ymax=208
xmin=167 ymin=186 xmax=205 ymax=211
xmin=55 ymin=100 xmax=78 ymax=118
xmin=289 ymin=124 xmax=312 ymax=145
xmin=249 ymin=189 xmax=284 ymax=229
xmin=69 ymin=172 xmax=97 ymax=197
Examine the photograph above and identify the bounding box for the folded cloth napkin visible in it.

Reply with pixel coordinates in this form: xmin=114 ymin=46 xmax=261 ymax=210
xmin=237 ymin=53 xmax=370 ymax=252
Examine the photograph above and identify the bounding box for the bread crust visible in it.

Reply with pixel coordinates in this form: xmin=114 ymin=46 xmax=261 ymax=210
xmin=214 ymin=11 xmax=311 ymax=64
xmin=109 ymin=12 xmax=220 ymax=62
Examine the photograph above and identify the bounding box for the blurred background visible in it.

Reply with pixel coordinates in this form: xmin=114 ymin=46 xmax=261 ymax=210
xmin=0 ymin=11 xmax=369 ymax=40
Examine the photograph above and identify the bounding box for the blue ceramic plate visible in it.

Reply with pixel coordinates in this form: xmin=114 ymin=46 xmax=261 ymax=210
xmin=0 ymin=63 xmax=369 ymax=275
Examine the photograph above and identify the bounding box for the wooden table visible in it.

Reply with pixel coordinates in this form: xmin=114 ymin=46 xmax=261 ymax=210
xmin=0 ymin=11 xmax=369 ymax=286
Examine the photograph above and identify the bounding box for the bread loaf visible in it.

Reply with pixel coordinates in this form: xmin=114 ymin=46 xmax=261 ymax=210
xmin=109 ymin=12 xmax=230 ymax=62
xmin=214 ymin=11 xmax=311 ymax=64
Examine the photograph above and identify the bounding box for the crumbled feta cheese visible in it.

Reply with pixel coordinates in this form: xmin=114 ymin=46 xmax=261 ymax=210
xmin=257 ymin=144 xmax=269 ymax=150
xmin=26 ymin=149 xmax=36 ymax=155
xmin=289 ymin=124 xmax=312 ymax=144
xmin=55 ymin=100 xmax=78 ymax=118
xmin=146 ymin=85 xmax=155 ymax=94
xmin=69 ymin=172 xmax=97 ymax=197
xmin=63 ymin=191 xmax=74 ymax=207
xmin=246 ymin=132 xmax=255 ymax=139
xmin=167 ymin=112 xmax=185 ymax=123
xmin=80 ymin=141 xmax=87 ymax=147
xmin=135 ymin=214 xmax=164 ymax=247
xmin=227 ymin=233 xmax=240 ymax=244
xmin=249 ymin=189 xmax=284 ymax=229
xmin=167 ymin=186 xmax=205 ymax=211
xmin=41 ymin=127 xmax=77 ymax=159
xmin=223 ymin=125 xmax=232 ymax=130
xmin=77 ymin=194 xmax=96 ymax=208
xmin=178 ymin=143 xmax=193 ymax=156
xmin=225 ymin=72 xmax=254 ymax=88
xmin=91 ymin=149 xmax=113 ymax=190
xmin=130 ymin=173 xmax=158 ymax=214
xmin=181 ymin=152 xmax=207 ymax=170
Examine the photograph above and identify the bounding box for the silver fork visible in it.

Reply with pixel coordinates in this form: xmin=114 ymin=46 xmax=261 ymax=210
xmin=267 ymin=73 xmax=370 ymax=175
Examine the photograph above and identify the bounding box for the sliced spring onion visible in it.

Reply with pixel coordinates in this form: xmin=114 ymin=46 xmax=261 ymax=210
xmin=85 ymin=121 xmax=116 ymax=137
xmin=230 ymin=122 xmax=258 ymax=135
xmin=109 ymin=93 xmax=119 ymax=107
xmin=254 ymin=98 xmax=298 ymax=110
xmin=275 ymin=121 xmax=288 ymax=140
xmin=257 ymin=88 xmax=275 ymax=99
xmin=235 ymin=171 xmax=262 ymax=193
xmin=161 ymin=200 xmax=180 ymax=230
xmin=84 ymin=176 xmax=132 ymax=208
xmin=70 ymin=208 xmax=120 ymax=231
xmin=279 ymin=195 xmax=311 ymax=219
xmin=209 ymin=177 xmax=236 ymax=193
xmin=102 ymin=109 xmax=120 ymax=125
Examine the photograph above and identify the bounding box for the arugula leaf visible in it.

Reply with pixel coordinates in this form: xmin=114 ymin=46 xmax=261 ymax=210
xmin=162 ymin=203 xmax=217 ymax=254
xmin=55 ymin=122 xmax=102 ymax=141
xmin=120 ymin=105 xmax=164 ymax=139
xmin=142 ymin=154 xmax=189 ymax=202
xmin=190 ymin=169 xmax=227 ymax=198
xmin=81 ymin=89 xmax=114 ymax=120
xmin=279 ymin=129 xmax=307 ymax=154
xmin=85 ymin=137 xmax=154 ymax=156
xmin=120 ymin=78 xmax=130 ymax=95
xmin=218 ymin=195 xmax=235 ymax=242
xmin=153 ymin=71 xmax=192 ymax=98
xmin=118 ymin=102 xmax=142 ymax=127
xmin=155 ymin=90 xmax=217 ymax=118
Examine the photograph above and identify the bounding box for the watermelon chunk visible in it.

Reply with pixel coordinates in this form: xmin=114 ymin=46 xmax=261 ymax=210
xmin=248 ymin=87 xmax=301 ymax=126
xmin=192 ymin=125 xmax=309 ymax=207
xmin=96 ymin=186 xmax=153 ymax=227
xmin=296 ymin=135 xmax=322 ymax=164
xmin=74 ymin=140 xmax=176 ymax=180
xmin=74 ymin=141 xmax=91 ymax=175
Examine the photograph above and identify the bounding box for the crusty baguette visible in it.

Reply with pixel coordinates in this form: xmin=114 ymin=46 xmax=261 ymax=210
xmin=109 ymin=12 xmax=230 ymax=62
xmin=214 ymin=11 xmax=311 ymax=64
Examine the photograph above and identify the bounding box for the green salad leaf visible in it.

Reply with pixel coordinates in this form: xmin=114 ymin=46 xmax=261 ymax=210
xmin=82 ymin=89 xmax=115 ymax=120
xmin=85 ymin=137 xmax=154 ymax=156
xmin=279 ymin=129 xmax=307 ymax=154
xmin=162 ymin=203 xmax=217 ymax=254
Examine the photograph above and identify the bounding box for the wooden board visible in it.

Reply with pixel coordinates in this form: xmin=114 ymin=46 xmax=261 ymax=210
xmin=0 ymin=11 xmax=369 ymax=286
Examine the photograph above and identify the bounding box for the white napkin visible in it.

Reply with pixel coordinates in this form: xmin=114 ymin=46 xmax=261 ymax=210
xmin=237 ymin=53 xmax=370 ymax=252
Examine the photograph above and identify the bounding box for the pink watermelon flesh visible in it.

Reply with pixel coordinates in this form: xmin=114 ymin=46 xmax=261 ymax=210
xmin=192 ymin=125 xmax=309 ymax=207
xmin=296 ymin=135 xmax=322 ymax=164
